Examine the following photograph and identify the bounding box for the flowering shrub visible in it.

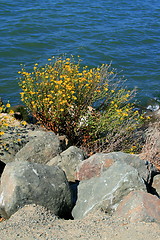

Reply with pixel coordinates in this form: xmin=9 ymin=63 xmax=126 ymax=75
xmin=18 ymin=55 xmax=145 ymax=153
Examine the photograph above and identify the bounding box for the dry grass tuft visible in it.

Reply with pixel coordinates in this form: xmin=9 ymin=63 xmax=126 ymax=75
xmin=140 ymin=120 xmax=160 ymax=170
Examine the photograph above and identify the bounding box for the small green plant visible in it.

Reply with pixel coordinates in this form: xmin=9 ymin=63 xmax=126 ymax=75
xmin=0 ymin=101 xmax=13 ymax=135
xmin=0 ymin=102 xmax=28 ymax=136
xmin=0 ymin=101 xmax=11 ymax=114
xmin=18 ymin=55 xmax=145 ymax=153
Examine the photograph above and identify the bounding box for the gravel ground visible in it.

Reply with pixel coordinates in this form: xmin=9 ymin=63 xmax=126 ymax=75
xmin=0 ymin=204 xmax=159 ymax=240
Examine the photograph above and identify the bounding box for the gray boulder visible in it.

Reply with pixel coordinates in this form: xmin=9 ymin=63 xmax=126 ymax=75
xmin=15 ymin=131 xmax=61 ymax=164
xmin=0 ymin=161 xmax=72 ymax=219
xmin=152 ymin=174 xmax=160 ymax=197
xmin=76 ymin=152 xmax=159 ymax=185
xmin=72 ymin=161 xmax=146 ymax=219
xmin=47 ymin=146 xmax=86 ymax=182
xmin=0 ymin=126 xmax=46 ymax=164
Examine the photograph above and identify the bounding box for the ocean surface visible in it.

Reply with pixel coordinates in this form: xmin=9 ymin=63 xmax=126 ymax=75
xmin=0 ymin=0 xmax=160 ymax=109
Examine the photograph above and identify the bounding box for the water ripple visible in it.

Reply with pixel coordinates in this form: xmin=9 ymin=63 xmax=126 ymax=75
xmin=0 ymin=0 xmax=159 ymax=106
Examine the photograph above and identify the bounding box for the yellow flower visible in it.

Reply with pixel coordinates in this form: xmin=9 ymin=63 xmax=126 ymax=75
xmin=131 ymin=145 xmax=137 ymax=149
xmin=56 ymin=80 xmax=62 ymax=84
xmin=61 ymin=100 xmax=67 ymax=104
xmin=66 ymin=86 xmax=73 ymax=90
xmin=29 ymin=91 xmax=35 ymax=95
xmin=9 ymin=110 xmax=14 ymax=115
xmin=6 ymin=103 xmax=10 ymax=108
xmin=122 ymin=112 xmax=128 ymax=117
xmin=21 ymin=121 xmax=27 ymax=126
xmin=0 ymin=131 xmax=5 ymax=135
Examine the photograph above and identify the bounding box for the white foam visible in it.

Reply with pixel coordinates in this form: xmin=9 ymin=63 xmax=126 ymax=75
xmin=147 ymin=104 xmax=159 ymax=111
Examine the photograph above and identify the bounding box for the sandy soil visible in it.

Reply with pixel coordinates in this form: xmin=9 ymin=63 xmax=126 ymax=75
xmin=0 ymin=204 xmax=159 ymax=240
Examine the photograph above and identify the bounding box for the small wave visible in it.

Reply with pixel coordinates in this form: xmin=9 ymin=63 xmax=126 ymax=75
xmin=147 ymin=104 xmax=159 ymax=112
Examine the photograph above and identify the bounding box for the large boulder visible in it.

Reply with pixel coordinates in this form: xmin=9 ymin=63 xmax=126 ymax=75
xmin=0 ymin=160 xmax=5 ymax=177
xmin=76 ymin=153 xmax=114 ymax=181
xmin=72 ymin=161 xmax=146 ymax=219
xmin=76 ymin=152 xmax=158 ymax=185
xmin=152 ymin=174 xmax=160 ymax=197
xmin=114 ymin=190 xmax=160 ymax=223
xmin=47 ymin=146 xmax=86 ymax=182
xmin=0 ymin=161 xmax=72 ymax=219
xmin=15 ymin=131 xmax=61 ymax=164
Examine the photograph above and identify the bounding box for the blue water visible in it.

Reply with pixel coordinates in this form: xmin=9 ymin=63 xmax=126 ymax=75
xmin=0 ymin=0 xmax=160 ymax=107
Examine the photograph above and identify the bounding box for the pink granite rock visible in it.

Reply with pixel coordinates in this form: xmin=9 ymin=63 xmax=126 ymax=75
xmin=75 ymin=151 xmax=155 ymax=182
xmin=76 ymin=153 xmax=115 ymax=181
xmin=115 ymin=190 xmax=160 ymax=223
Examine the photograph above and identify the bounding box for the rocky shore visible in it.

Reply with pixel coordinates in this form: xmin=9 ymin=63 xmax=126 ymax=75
xmin=0 ymin=114 xmax=160 ymax=240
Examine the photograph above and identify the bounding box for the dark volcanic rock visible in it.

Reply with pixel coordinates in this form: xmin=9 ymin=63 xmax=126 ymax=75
xmin=0 ymin=161 xmax=72 ymax=219
xmin=0 ymin=125 xmax=44 ymax=164
xmin=15 ymin=131 xmax=62 ymax=164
